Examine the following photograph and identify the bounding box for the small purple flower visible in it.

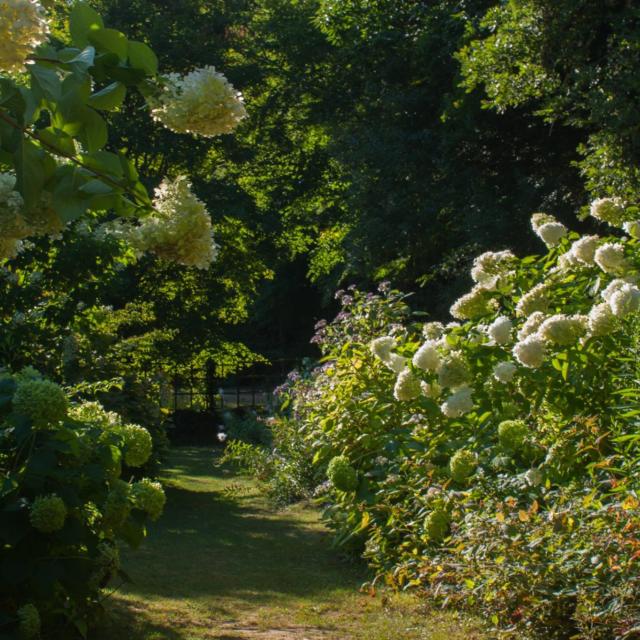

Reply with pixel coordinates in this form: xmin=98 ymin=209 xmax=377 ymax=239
xmin=314 ymin=319 xmax=328 ymax=330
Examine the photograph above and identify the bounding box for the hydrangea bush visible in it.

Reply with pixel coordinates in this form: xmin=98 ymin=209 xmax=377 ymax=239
xmin=251 ymin=201 xmax=640 ymax=638
xmin=0 ymin=369 xmax=165 ymax=638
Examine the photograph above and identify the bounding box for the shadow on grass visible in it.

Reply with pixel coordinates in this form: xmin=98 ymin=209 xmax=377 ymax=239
xmin=117 ymin=448 xmax=364 ymax=614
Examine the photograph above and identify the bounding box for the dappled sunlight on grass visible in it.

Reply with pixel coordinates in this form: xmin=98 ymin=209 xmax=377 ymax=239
xmin=97 ymin=447 xmax=486 ymax=640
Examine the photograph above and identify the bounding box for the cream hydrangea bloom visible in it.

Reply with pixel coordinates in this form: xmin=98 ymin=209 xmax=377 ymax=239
xmin=450 ymin=284 xmax=495 ymax=320
xmin=590 ymin=197 xmax=626 ymax=226
xmin=470 ymin=250 xmax=516 ymax=290
xmin=515 ymin=283 xmax=549 ymax=316
xmin=538 ymin=314 xmax=588 ymax=346
xmin=517 ymin=311 xmax=546 ymax=341
xmin=0 ymin=0 xmax=49 ymax=74
xmin=536 ymin=221 xmax=568 ymax=247
xmin=422 ymin=321 xmax=445 ymax=339
xmin=601 ymin=278 xmax=630 ymax=303
xmin=493 ymin=361 xmax=517 ymax=383
xmin=420 ymin=380 xmax=441 ymax=399
xmin=513 ymin=334 xmax=545 ymax=368
xmin=569 ymin=235 xmax=600 ymax=265
xmin=594 ymin=243 xmax=629 ymax=275
xmin=440 ymin=385 xmax=474 ymax=418
xmin=393 ymin=368 xmax=421 ymax=401
xmin=437 ymin=351 xmax=471 ymax=388
xmin=386 ymin=353 xmax=408 ymax=374
xmin=412 ymin=340 xmax=441 ymax=371
xmin=149 ymin=66 xmax=247 ymax=137
xmin=487 ymin=315 xmax=513 ymax=345
xmin=588 ymin=302 xmax=617 ymax=336
xmin=623 ymin=220 xmax=640 ymax=240
xmin=370 ymin=336 xmax=395 ymax=362
xmin=131 ymin=176 xmax=217 ymax=269
xmin=608 ymin=283 xmax=640 ymax=318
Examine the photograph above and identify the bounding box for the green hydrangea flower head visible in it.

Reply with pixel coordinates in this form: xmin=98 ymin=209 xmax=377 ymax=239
xmin=103 ymin=479 xmax=132 ymax=528
xmin=449 ymin=449 xmax=477 ymax=483
xmin=121 ymin=424 xmax=153 ymax=467
xmin=424 ymin=509 xmax=450 ymax=542
xmin=132 ymin=478 xmax=166 ymax=521
xmin=13 ymin=378 xmax=67 ymax=428
xmin=30 ymin=494 xmax=67 ymax=533
xmin=491 ymin=454 xmax=512 ymax=471
xmin=498 ymin=420 xmax=528 ymax=452
xmin=17 ymin=604 xmax=40 ymax=639
xmin=327 ymin=455 xmax=358 ymax=491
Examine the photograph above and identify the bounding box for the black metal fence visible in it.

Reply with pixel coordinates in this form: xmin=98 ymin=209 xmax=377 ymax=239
xmin=162 ymin=359 xmax=299 ymax=413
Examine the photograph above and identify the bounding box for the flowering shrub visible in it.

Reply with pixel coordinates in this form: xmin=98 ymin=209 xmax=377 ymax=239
xmin=249 ymin=201 xmax=640 ymax=638
xmin=0 ymin=369 xmax=165 ymax=638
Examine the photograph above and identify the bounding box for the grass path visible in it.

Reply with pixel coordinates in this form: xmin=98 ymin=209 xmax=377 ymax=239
xmin=98 ymin=447 xmax=486 ymax=640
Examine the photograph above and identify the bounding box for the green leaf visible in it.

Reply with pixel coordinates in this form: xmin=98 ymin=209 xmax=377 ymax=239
xmin=30 ymin=65 xmax=61 ymax=101
xmin=37 ymin=127 xmax=77 ymax=157
xmin=88 ymin=28 xmax=128 ymax=61
xmin=77 ymin=107 xmax=108 ymax=152
xmin=69 ymin=2 xmax=104 ymax=48
xmin=88 ymin=81 xmax=126 ymax=110
xmin=127 ymin=41 xmax=158 ymax=75
xmin=52 ymin=171 xmax=90 ymax=222
xmin=79 ymin=178 xmax=114 ymax=196
xmin=14 ymin=140 xmax=44 ymax=209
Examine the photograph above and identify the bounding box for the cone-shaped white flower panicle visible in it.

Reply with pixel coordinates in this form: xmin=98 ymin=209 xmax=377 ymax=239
xmin=420 ymin=380 xmax=441 ymax=399
xmin=450 ymin=284 xmax=495 ymax=320
xmin=517 ymin=311 xmax=546 ymax=341
xmin=387 ymin=353 xmax=408 ymax=374
xmin=594 ymin=242 xmax=629 ymax=275
xmin=588 ymin=302 xmax=618 ymax=336
xmin=470 ymin=250 xmax=516 ymax=290
xmin=513 ymin=334 xmax=545 ymax=368
xmin=412 ymin=340 xmax=441 ymax=371
xmin=493 ymin=361 xmax=517 ymax=383
xmin=370 ymin=336 xmax=396 ymax=362
xmin=149 ymin=66 xmax=247 ymax=137
xmin=0 ymin=0 xmax=49 ymax=74
xmin=437 ymin=351 xmax=471 ymax=389
xmin=393 ymin=368 xmax=421 ymax=401
xmin=608 ymin=283 xmax=640 ymax=318
xmin=537 ymin=221 xmax=568 ymax=247
xmin=441 ymin=385 xmax=474 ymax=418
xmin=515 ymin=282 xmax=549 ymax=317
xmin=590 ymin=197 xmax=626 ymax=226
xmin=132 ymin=176 xmax=217 ymax=269
xmin=569 ymin=235 xmax=600 ymax=265
xmin=422 ymin=321 xmax=445 ymax=340
xmin=487 ymin=315 xmax=513 ymax=345
xmin=623 ymin=220 xmax=640 ymax=240
xmin=601 ymin=278 xmax=631 ymax=303
xmin=538 ymin=314 xmax=588 ymax=346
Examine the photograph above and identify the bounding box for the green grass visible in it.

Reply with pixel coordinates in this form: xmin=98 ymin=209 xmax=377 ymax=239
xmin=97 ymin=447 xmax=487 ymax=640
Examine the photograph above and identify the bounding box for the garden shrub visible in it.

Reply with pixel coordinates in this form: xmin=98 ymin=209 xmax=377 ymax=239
xmin=0 ymin=369 xmax=165 ymax=638
xmin=249 ymin=201 xmax=640 ymax=638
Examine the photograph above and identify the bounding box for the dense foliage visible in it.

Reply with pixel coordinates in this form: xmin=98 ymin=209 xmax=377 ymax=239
xmin=231 ymin=198 xmax=640 ymax=638
xmin=0 ymin=370 xmax=165 ymax=638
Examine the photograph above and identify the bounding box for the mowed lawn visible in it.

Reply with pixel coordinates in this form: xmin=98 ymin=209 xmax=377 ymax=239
xmin=97 ymin=447 xmax=487 ymax=640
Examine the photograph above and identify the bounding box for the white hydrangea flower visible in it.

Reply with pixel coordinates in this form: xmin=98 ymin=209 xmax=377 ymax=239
xmin=530 ymin=213 xmax=556 ymax=232
xmin=590 ymin=197 xmax=626 ymax=226
xmin=623 ymin=220 xmax=640 ymax=240
xmin=588 ymin=302 xmax=617 ymax=336
xmin=0 ymin=0 xmax=49 ymax=73
xmin=370 ymin=336 xmax=395 ymax=362
xmin=515 ymin=283 xmax=550 ymax=317
xmin=450 ymin=285 xmax=494 ymax=320
xmin=517 ymin=311 xmax=546 ymax=341
xmin=131 ymin=176 xmax=217 ymax=269
xmin=437 ymin=351 xmax=470 ymax=389
xmin=393 ymin=368 xmax=421 ymax=401
xmin=556 ymin=250 xmax=581 ymax=271
xmin=387 ymin=353 xmax=408 ymax=374
xmin=440 ymin=385 xmax=474 ymax=418
xmin=412 ymin=340 xmax=441 ymax=371
xmin=609 ymin=283 xmax=640 ymax=318
xmin=493 ymin=361 xmax=517 ymax=383
xmin=594 ymin=243 xmax=629 ymax=275
xmin=601 ymin=278 xmax=630 ymax=303
xmin=149 ymin=66 xmax=247 ymax=137
xmin=536 ymin=221 xmax=568 ymax=247
xmin=538 ymin=314 xmax=588 ymax=346
xmin=422 ymin=321 xmax=445 ymax=340
xmin=487 ymin=316 xmax=513 ymax=346
xmin=420 ymin=380 xmax=441 ymax=399
xmin=470 ymin=250 xmax=516 ymax=290
xmin=569 ymin=235 xmax=600 ymax=265
xmin=513 ymin=335 xmax=545 ymax=368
